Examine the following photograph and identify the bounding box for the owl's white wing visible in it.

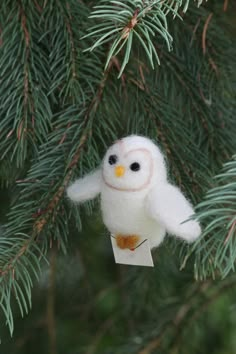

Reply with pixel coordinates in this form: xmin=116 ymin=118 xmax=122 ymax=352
xmin=67 ymin=169 xmax=102 ymax=203
xmin=145 ymin=183 xmax=201 ymax=242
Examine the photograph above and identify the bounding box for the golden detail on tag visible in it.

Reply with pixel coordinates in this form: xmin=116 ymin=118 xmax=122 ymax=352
xmin=115 ymin=235 xmax=140 ymax=250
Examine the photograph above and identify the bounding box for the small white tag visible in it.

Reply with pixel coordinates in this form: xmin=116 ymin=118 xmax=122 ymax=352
xmin=110 ymin=236 xmax=154 ymax=267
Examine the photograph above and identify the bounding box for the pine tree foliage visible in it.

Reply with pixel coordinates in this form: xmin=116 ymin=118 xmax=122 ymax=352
xmin=83 ymin=0 xmax=197 ymax=77
xmin=0 ymin=0 xmax=235 ymax=340
xmin=182 ymin=156 xmax=236 ymax=280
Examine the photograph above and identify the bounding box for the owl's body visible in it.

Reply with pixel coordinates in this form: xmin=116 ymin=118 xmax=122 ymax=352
xmin=67 ymin=135 xmax=201 ymax=249
xmin=101 ymin=184 xmax=165 ymax=248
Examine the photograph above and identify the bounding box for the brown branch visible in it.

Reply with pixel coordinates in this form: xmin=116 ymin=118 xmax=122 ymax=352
xmin=86 ymin=316 xmax=116 ymax=354
xmin=33 ymin=0 xmax=43 ymax=12
xmin=19 ymin=1 xmax=30 ymax=47
xmin=47 ymin=249 xmax=57 ymax=354
xmin=138 ymin=325 xmax=169 ymax=354
xmin=18 ymin=0 xmax=31 ymax=141
xmin=0 ymin=240 xmax=31 ymax=277
xmin=122 ymin=9 xmax=139 ymax=39
xmin=224 ymin=219 xmax=236 ymax=245
xmin=190 ymin=18 xmax=201 ymax=47
xmin=202 ymin=13 xmax=213 ymax=55
xmin=208 ymin=57 xmax=219 ymax=76
xmin=223 ymin=0 xmax=228 ymax=12
xmin=65 ymin=3 xmax=77 ymax=79
xmin=197 ymin=72 xmax=212 ymax=106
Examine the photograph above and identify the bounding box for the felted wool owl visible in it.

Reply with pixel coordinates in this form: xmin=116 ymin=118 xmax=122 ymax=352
xmin=67 ymin=136 xmax=201 ymax=249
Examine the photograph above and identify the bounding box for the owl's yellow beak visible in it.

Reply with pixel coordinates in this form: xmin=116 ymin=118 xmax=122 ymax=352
xmin=115 ymin=165 xmax=125 ymax=177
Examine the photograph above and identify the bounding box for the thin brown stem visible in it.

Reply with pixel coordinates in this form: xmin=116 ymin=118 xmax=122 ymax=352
xmin=202 ymin=13 xmax=213 ymax=55
xmin=47 ymin=249 xmax=57 ymax=354
xmin=86 ymin=316 xmax=116 ymax=354
xmin=224 ymin=219 xmax=236 ymax=245
xmin=0 ymin=239 xmax=31 ymax=276
xmin=223 ymin=0 xmax=228 ymax=12
xmin=18 ymin=0 xmax=31 ymax=141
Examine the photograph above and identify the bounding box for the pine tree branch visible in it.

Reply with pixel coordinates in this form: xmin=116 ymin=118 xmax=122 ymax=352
xmin=0 ymin=238 xmax=31 ymax=278
xmin=137 ymin=282 xmax=208 ymax=354
xmin=138 ymin=278 xmax=235 ymax=354
xmin=0 ymin=57 xmax=113 ymax=336
xmin=169 ymin=278 xmax=236 ymax=354
xmin=82 ymin=0 xmax=196 ymax=77
xmin=0 ymin=1 xmax=52 ymax=168
xmin=45 ymin=0 xmax=98 ymax=104
xmin=33 ymin=132 xmax=88 ymax=235
xmin=34 ymin=60 xmax=113 ymax=234
xmin=181 ymin=156 xmax=236 ymax=279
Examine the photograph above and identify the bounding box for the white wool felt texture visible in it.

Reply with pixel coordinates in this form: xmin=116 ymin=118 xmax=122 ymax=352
xmin=67 ymin=169 xmax=102 ymax=203
xmin=145 ymin=184 xmax=201 ymax=242
xmin=101 ymin=186 xmax=166 ymax=249
xmin=102 ymin=135 xmax=167 ymax=192
xmin=67 ymin=135 xmax=201 ymax=248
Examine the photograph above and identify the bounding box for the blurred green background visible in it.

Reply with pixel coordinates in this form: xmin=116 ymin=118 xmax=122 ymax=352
xmin=1 ymin=187 xmax=236 ymax=354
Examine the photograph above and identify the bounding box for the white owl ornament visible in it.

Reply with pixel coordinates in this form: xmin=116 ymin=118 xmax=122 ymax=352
xmin=67 ymin=136 xmax=201 ymax=267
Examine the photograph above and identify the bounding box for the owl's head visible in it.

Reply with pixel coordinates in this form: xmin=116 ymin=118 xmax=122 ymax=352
xmin=102 ymin=136 xmax=167 ymax=192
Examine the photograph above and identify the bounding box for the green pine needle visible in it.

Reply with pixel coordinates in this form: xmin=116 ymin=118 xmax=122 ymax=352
xmin=82 ymin=0 xmax=198 ymax=77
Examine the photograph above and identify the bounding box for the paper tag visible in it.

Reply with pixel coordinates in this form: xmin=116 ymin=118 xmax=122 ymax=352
xmin=110 ymin=236 xmax=154 ymax=267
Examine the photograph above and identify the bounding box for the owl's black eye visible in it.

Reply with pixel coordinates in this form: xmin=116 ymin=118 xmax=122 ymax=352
xmin=108 ymin=154 xmax=118 ymax=165
xmin=130 ymin=162 xmax=140 ymax=172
